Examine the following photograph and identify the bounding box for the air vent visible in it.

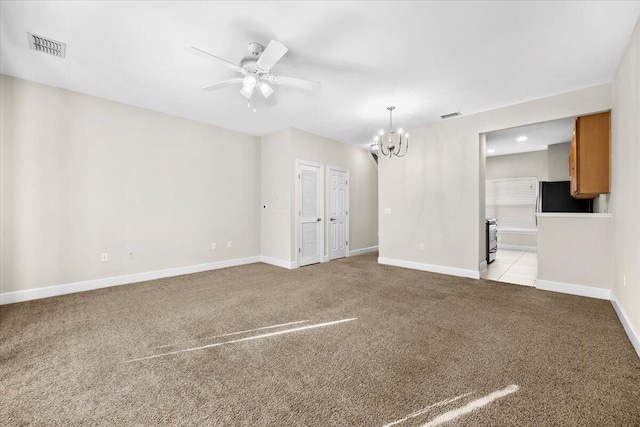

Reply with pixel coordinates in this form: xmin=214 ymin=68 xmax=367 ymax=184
xmin=28 ymin=33 xmax=66 ymax=58
xmin=440 ymin=111 xmax=461 ymax=119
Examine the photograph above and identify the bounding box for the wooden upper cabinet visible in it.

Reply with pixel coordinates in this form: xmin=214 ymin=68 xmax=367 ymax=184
xmin=569 ymin=111 xmax=611 ymax=199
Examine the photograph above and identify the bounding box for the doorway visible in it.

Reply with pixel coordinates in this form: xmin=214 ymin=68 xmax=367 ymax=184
xmin=296 ymin=160 xmax=323 ymax=267
xmin=327 ymin=166 xmax=349 ymax=260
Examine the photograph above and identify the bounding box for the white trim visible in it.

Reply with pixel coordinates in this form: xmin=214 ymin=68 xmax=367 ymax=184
xmin=480 ymin=260 xmax=488 ymax=272
xmin=536 ymin=213 xmax=613 ymax=218
xmin=0 ymin=256 xmax=261 ymax=305
xmin=611 ymin=296 xmax=640 ymax=359
xmin=295 ymin=159 xmax=324 ymax=268
xmin=348 ymin=246 xmax=379 ymax=257
xmin=378 ymin=257 xmax=480 ymax=279
xmin=326 ymin=165 xmax=350 ymax=260
xmin=497 ymin=228 xmax=537 ymax=236
xmin=497 ymin=244 xmax=537 ymax=252
xmin=534 ymin=279 xmax=611 ymax=300
xmin=259 ymin=256 xmax=297 ymax=270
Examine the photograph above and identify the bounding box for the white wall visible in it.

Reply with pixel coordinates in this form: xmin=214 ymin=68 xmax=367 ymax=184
xmin=379 ymin=83 xmax=612 ymax=277
xmin=1 ymin=75 xmax=261 ymax=294
xmin=486 ymin=150 xmax=548 ymax=181
xmin=260 ymin=128 xmax=293 ymax=263
xmin=547 ymin=142 xmax=571 ymax=181
xmin=537 ymin=214 xmax=613 ymax=291
xmin=610 ymin=18 xmax=640 ymax=350
xmin=260 ymin=127 xmax=379 ymax=264
xmin=486 ymin=151 xmax=547 ymax=250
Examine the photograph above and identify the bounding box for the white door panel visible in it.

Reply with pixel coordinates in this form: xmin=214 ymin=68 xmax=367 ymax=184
xmin=298 ymin=163 xmax=322 ymax=266
xmin=329 ymin=168 xmax=348 ymax=260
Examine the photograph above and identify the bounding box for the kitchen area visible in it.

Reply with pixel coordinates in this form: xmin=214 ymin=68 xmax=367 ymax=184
xmin=482 ymin=111 xmax=612 ymax=296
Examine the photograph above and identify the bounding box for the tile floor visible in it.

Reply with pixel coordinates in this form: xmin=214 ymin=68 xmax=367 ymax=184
xmin=481 ymin=249 xmax=537 ymax=286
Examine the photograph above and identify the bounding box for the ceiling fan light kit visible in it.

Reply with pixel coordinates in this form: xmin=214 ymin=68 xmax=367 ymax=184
xmin=190 ymin=40 xmax=320 ymax=112
xmin=373 ymin=106 xmax=409 ymax=158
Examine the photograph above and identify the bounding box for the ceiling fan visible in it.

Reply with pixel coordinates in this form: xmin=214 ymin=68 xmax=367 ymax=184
xmin=189 ymin=40 xmax=320 ymax=109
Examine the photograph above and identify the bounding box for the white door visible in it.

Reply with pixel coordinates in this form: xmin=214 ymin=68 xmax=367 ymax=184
xmin=328 ymin=168 xmax=348 ymax=260
xmin=298 ymin=162 xmax=323 ymax=267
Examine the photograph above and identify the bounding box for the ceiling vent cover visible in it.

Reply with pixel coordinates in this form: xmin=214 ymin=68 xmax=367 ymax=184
xmin=440 ymin=111 xmax=461 ymax=119
xmin=28 ymin=32 xmax=66 ymax=58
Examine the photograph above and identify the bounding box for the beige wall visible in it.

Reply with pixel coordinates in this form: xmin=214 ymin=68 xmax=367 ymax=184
xmin=537 ymin=215 xmax=613 ymax=290
xmin=379 ymin=83 xmax=612 ymax=275
xmin=610 ymin=19 xmax=640 ymax=343
xmin=547 ymin=142 xmax=571 ymax=181
xmin=1 ymin=75 xmax=261 ymax=294
xmin=486 ymin=150 xmax=548 ymax=181
xmin=260 ymin=128 xmax=293 ymax=263
xmin=260 ymin=127 xmax=379 ymax=264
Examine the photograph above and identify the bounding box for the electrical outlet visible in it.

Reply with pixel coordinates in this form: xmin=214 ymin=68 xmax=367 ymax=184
xmin=383 ymin=208 xmax=392 ymax=215
xmin=227 ymin=241 xmax=232 ymax=248
xmin=127 ymin=251 xmax=134 ymax=259
xmin=419 ymin=243 xmax=425 ymax=251
xmin=101 ymin=253 xmax=108 ymax=262
xmin=211 ymin=243 xmax=217 ymax=250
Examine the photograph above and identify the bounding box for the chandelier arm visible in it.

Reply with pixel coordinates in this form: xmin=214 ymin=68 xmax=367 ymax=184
xmin=395 ymin=141 xmax=409 ymax=157
xmin=379 ymin=141 xmax=390 ymax=157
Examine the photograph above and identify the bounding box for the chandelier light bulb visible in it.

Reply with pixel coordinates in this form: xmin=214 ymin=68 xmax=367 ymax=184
xmin=379 ymin=130 xmax=384 ymax=136
xmin=398 ymin=128 xmax=403 ymax=134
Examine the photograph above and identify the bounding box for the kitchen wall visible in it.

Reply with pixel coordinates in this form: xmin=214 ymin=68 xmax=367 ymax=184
xmin=379 ymin=83 xmax=611 ymax=277
xmin=1 ymin=75 xmax=261 ymax=295
xmin=547 ymin=142 xmax=571 ymax=181
xmin=486 ymin=150 xmax=548 ymax=181
xmin=610 ymin=17 xmax=640 ymax=355
xmin=260 ymin=127 xmax=379 ymax=265
xmin=486 ymin=150 xmax=547 ymax=250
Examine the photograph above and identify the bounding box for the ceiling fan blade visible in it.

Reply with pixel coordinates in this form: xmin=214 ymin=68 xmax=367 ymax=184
xmin=201 ymin=78 xmax=244 ymax=91
xmin=188 ymin=46 xmax=245 ymax=74
xmin=271 ymin=75 xmax=320 ymax=91
xmin=256 ymin=40 xmax=288 ymax=71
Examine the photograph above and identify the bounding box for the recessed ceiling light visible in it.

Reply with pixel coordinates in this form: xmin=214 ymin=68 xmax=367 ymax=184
xmin=487 ymin=149 xmax=496 ymax=154
xmin=517 ymin=136 xmax=527 ymax=142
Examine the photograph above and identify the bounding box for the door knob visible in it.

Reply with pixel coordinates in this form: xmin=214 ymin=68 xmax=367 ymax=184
xmin=317 ymin=218 xmax=322 ymax=222
xmin=330 ymin=218 xmax=336 ymax=221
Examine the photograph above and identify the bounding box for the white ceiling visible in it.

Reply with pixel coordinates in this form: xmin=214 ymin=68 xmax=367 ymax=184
xmin=1 ymin=1 xmax=639 ymax=148
xmin=486 ymin=117 xmax=576 ymax=157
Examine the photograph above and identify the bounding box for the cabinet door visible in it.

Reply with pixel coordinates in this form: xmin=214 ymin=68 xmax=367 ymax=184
xmin=571 ymin=111 xmax=611 ymax=199
xmin=570 ymin=120 xmax=578 ymax=196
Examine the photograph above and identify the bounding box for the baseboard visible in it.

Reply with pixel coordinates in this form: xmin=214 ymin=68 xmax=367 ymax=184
xmin=259 ymin=256 xmax=297 ymax=269
xmin=497 ymin=244 xmax=537 ymax=252
xmin=348 ymin=245 xmax=379 ymax=257
xmin=480 ymin=260 xmax=488 ymax=272
xmin=0 ymin=256 xmax=261 ymax=305
xmin=610 ymin=295 xmax=640 ymax=359
xmin=378 ymin=257 xmax=480 ymax=279
xmin=535 ymin=279 xmax=611 ymax=300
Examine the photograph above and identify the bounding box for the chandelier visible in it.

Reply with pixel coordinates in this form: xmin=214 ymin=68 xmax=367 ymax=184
xmin=372 ymin=106 xmax=409 ymax=158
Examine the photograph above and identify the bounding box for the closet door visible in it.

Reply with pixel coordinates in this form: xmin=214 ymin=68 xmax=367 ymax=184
xmin=298 ymin=162 xmax=322 ymax=266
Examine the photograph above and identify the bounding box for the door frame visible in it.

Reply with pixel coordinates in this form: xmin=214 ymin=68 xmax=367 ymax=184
xmin=326 ymin=165 xmax=350 ymax=260
xmin=295 ymin=159 xmax=324 ymax=268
